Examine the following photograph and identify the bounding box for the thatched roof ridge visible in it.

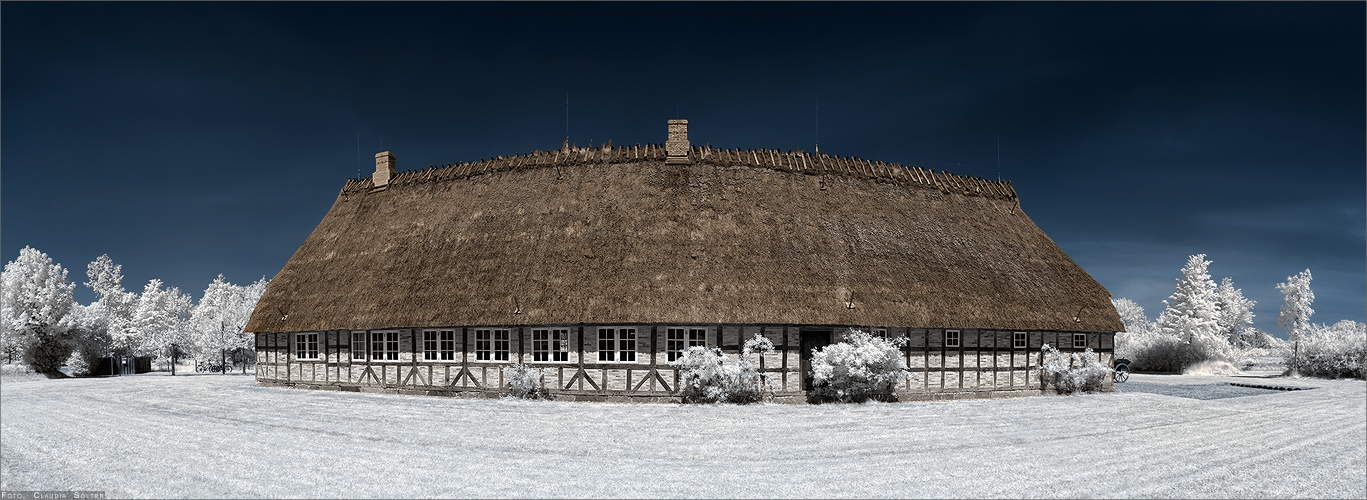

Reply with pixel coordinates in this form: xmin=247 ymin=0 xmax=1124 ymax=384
xmin=248 ymin=149 xmax=1121 ymax=334
xmin=339 ymin=144 xmax=1020 ymax=202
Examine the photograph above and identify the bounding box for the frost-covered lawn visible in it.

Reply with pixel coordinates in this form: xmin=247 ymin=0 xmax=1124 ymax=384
xmin=2 ymin=372 xmax=1363 ymax=498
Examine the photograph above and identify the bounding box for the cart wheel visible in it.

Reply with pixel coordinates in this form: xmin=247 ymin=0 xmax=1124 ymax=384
xmin=1115 ymin=369 xmax=1129 ymax=383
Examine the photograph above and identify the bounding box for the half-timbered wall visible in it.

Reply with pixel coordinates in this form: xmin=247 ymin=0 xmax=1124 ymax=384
xmin=255 ymin=324 xmax=1115 ymax=402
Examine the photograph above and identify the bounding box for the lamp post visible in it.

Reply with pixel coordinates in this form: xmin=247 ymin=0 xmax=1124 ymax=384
xmin=220 ymin=320 xmax=227 ymax=375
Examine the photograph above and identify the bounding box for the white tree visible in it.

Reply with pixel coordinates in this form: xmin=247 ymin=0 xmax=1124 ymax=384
xmin=1111 ymin=297 xmax=1153 ymax=336
xmin=190 ymin=275 xmax=267 ymax=372
xmin=1155 ymin=254 xmax=1234 ymax=365
xmin=189 ymin=275 xmax=234 ymax=365
xmin=162 ymin=292 xmax=194 ymax=374
xmin=0 ymin=247 xmax=77 ymax=373
xmin=1277 ymin=269 xmax=1314 ymax=342
xmin=228 ymin=277 xmax=268 ymax=370
xmin=86 ymin=255 xmax=141 ymax=357
xmin=72 ymin=255 xmax=137 ymax=364
xmin=1214 ymin=277 xmax=1258 ymax=349
xmin=65 ymin=301 xmax=110 ymax=375
xmin=1277 ymin=269 xmax=1314 ymax=374
xmin=132 ymin=279 xmax=193 ymax=368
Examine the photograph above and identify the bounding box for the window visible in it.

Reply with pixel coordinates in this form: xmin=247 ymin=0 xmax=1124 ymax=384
xmin=619 ymin=328 xmax=636 ymax=362
xmin=475 ymin=329 xmax=490 ymax=360
xmin=598 ymin=328 xmax=614 ymax=362
xmin=598 ymin=328 xmax=637 ymax=362
xmin=370 ymin=331 xmax=398 ymax=361
xmin=945 ymin=330 xmax=960 ymax=348
xmin=351 ymin=332 xmax=366 ymax=360
xmin=423 ymin=330 xmax=455 ymax=361
xmin=874 ymin=329 xmax=888 ymax=339
xmin=296 ymin=333 xmax=319 ymax=360
xmin=1074 ymin=333 xmax=1087 ymax=349
xmin=475 ymin=329 xmax=510 ymax=361
xmin=532 ymin=329 xmax=569 ymax=362
xmin=494 ymin=329 xmax=510 ymax=361
xmin=666 ymin=328 xmax=708 ymax=362
xmin=1014 ymin=332 xmax=1027 ymax=349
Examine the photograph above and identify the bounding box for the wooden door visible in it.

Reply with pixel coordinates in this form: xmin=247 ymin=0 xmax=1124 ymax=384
xmin=799 ymin=330 xmax=832 ymax=391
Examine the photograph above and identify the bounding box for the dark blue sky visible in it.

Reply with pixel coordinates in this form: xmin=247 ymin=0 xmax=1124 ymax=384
xmin=4 ymin=2 xmax=1363 ymax=336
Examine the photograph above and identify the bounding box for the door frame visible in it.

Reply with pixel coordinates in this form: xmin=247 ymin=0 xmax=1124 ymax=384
xmin=799 ymin=329 xmax=833 ymax=391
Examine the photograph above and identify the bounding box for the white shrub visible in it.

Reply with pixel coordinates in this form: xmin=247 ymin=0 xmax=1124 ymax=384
xmin=671 ymin=333 xmax=774 ymax=404
xmin=502 ymin=362 xmax=549 ymax=399
xmin=1185 ymin=326 xmax=1238 ymax=367
xmin=0 ymin=363 xmax=44 ymax=383
xmin=808 ymin=329 xmax=909 ymax=403
xmin=743 ymin=333 xmax=774 ymax=357
xmin=1115 ymin=330 xmax=1187 ymax=372
xmin=1040 ymin=344 xmax=1112 ymax=394
xmin=64 ymin=350 xmax=93 ymax=376
xmin=1287 ymin=320 xmax=1366 ymax=379
xmin=1113 ymin=296 xmax=1184 ymax=372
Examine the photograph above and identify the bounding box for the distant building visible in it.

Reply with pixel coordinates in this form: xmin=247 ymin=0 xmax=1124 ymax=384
xmin=245 ymin=119 xmax=1121 ymax=402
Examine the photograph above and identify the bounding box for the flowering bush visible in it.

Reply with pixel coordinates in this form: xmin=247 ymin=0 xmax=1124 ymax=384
xmin=1040 ymin=344 xmax=1112 ymax=394
xmin=672 ymin=333 xmax=774 ymax=404
xmin=502 ymin=362 xmax=550 ymax=399
xmin=808 ymin=329 xmax=909 ymax=403
xmin=1286 ymin=320 xmax=1366 ymax=379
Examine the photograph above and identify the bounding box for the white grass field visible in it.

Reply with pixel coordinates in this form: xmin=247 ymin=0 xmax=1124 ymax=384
xmin=2 ymin=371 xmax=1364 ymax=498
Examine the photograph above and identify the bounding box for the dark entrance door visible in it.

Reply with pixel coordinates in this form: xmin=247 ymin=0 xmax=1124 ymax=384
xmin=799 ymin=330 xmax=832 ymax=391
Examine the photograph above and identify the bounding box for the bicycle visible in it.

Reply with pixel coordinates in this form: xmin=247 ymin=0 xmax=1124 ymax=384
xmin=195 ymin=360 xmax=232 ymax=373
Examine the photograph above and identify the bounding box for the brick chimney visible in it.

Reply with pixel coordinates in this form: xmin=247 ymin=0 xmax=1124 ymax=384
xmin=373 ymin=151 xmax=396 ymax=187
xmin=665 ymin=119 xmax=690 ymax=164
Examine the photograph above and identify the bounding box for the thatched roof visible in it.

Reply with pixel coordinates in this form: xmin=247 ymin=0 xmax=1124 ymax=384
xmin=245 ymin=144 xmax=1122 ymax=333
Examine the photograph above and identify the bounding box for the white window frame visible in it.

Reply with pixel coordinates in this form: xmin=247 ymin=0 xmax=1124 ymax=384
xmin=296 ymin=333 xmax=319 ymax=360
xmin=351 ymin=332 xmax=366 ymax=360
xmin=619 ymin=328 xmax=637 ymax=362
xmin=945 ymin=330 xmax=960 ymax=348
xmin=475 ymin=329 xmax=491 ymax=361
xmin=493 ymin=329 xmax=510 ymax=361
xmin=598 ymin=328 xmax=614 ymax=362
xmin=370 ymin=330 xmax=399 ymax=361
xmin=874 ymin=328 xmax=888 ymax=339
xmin=666 ymin=327 xmax=707 ymax=362
xmin=1014 ymin=332 xmax=1027 ymax=349
xmin=1073 ymin=333 xmax=1088 ymax=349
xmin=598 ymin=328 xmax=638 ymax=363
xmin=423 ymin=330 xmax=456 ymax=361
xmin=531 ymin=328 xmax=570 ymax=362
xmin=474 ymin=329 xmax=510 ymax=362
